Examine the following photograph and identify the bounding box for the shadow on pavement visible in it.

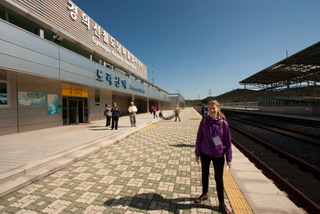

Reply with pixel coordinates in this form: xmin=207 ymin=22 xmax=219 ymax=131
xmin=104 ymin=193 xmax=221 ymax=213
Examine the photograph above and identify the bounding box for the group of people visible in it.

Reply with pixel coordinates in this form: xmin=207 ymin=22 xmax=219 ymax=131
xmin=104 ymin=102 xmax=121 ymax=130
xmin=105 ymin=103 xmax=181 ymax=129
xmin=104 ymin=100 xmax=232 ymax=214
xmin=104 ymin=102 xmax=137 ymax=130
xmin=150 ymin=104 xmax=181 ymax=122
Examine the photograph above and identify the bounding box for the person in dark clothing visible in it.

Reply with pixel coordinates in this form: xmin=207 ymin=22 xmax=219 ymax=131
xmin=159 ymin=110 xmax=167 ymax=120
xmin=111 ymin=102 xmax=121 ymax=130
xmin=201 ymin=104 xmax=205 ymax=118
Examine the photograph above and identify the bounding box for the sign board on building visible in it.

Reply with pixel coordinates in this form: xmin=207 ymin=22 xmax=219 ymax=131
xmin=10 ymin=0 xmax=147 ymax=79
xmin=61 ymin=82 xmax=88 ymax=97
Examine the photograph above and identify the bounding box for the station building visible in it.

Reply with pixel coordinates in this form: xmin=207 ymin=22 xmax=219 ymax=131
xmin=0 ymin=0 xmax=185 ymax=135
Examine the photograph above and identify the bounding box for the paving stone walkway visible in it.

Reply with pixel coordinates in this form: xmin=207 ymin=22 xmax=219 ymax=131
xmin=0 ymin=108 xmax=230 ymax=213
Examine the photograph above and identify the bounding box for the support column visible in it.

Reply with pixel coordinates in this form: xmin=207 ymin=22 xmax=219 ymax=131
xmin=314 ymin=72 xmax=317 ymax=97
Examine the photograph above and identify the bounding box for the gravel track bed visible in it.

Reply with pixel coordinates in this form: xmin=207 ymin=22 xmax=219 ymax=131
xmin=228 ymin=118 xmax=320 ymax=169
xmin=227 ymin=113 xmax=320 ymax=138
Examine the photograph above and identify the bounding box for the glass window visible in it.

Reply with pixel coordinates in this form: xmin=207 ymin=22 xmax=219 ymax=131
xmin=0 ymin=82 xmax=7 ymax=105
xmin=95 ymin=88 xmax=100 ymax=105
xmin=0 ymin=70 xmax=8 ymax=106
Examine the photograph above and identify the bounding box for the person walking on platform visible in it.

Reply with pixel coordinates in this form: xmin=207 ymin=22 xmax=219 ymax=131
xmin=152 ymin=105 xmax=158 ymax=118
xmin=194 ymin=100 xmax=232 ymax=214
xmin=174 ymin=105 xmax=181 ymax=122
xmin=201 ymin=104 xmax=205 ymax=118
xmin=111 ymin=102 xmax=121 ymax=130
xmin=128 ymin=102 xmax=137 ymax=127
xmin=104 ymin=103 xmax=112 ymax=127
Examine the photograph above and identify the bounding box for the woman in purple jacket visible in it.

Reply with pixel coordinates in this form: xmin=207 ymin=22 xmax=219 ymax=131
xmin=194 ymin=100 xmax=232 ymax=214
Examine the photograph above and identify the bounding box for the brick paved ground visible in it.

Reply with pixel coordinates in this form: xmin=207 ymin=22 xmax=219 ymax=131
xmin=0 ymin=108 xmax=230 ymax=213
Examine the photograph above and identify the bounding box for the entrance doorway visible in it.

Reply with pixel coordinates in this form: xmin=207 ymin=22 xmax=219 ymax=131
xmin=62 ymin=96 xmax=89 ymax=124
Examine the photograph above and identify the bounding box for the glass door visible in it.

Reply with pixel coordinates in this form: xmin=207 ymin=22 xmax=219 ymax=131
xmin=62 ymin=96 xmax=89 ymax=125
xmin=68 ymin=99 xmax=77 ymax=124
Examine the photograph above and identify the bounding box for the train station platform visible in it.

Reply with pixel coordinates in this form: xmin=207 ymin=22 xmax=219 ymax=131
xmin=0 ymin=108 xmax=304 ymax=213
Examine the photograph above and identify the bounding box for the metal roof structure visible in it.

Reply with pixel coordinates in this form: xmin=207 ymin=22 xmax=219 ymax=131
xmin=240 ymin=41 xmax=320 ymax=88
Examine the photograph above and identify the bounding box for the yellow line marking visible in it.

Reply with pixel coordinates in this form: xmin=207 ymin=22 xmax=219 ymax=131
xmin=139 ymin=124 xmax=155 ymax=132
xmin=140 ymin=125 xmax=197 ymax=131
xmin=192 ymin=108 xmax=201 ymax=123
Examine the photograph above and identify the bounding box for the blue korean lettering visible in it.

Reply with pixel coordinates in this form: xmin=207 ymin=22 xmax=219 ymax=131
xmin=106 ymin=73 xmax=112 ymax=85
xmin=97 ymin=69 xmax=104 ymax=81
xmin=121 ymin=80 xmax=127 ymax=89
xmin=115 ymin=77 xmax=120 ymax=87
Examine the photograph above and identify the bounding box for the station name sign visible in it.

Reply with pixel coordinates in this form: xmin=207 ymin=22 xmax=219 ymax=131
xmin=130 ymin=85 xmax=145 ymax=94
xmin=97 ymin=69 xmax=145 ymax=94
xmin=10 ymin=0 xmax=147 ymax=79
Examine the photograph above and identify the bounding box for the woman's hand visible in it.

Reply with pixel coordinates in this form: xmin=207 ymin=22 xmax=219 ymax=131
xmin=195 ymin=156 xmax=200 ymax=164
xmin=227 ymin=162 xmax=232 ymax=169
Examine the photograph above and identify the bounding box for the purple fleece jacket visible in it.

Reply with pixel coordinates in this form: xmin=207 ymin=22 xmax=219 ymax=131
xmin=195 ymin=116 xmax=232 ymax=163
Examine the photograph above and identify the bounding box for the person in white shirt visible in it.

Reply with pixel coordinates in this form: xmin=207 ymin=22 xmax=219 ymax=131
xmin=128 ymin=102 xmax=138 ymax=127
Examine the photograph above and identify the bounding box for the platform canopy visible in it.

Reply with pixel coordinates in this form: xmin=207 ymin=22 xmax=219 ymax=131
xmin=240 ymin=41 xmax=320 ymax=88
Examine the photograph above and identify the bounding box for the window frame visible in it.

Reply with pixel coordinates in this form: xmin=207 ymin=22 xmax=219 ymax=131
xmin=0 ymin=72 xmax=9 ymax=108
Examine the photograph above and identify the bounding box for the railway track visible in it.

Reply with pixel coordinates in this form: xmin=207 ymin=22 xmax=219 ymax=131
xmin=193 ymin=107 xmax=320 ymax=213
xmin=223 ymin=109 xmax=320 ymax=130
xmin=230 ymin=125 xmax=320 ymax=213
xmin=224 ymin=110 xmax=320 ymax=139
xmin=228 ymin=115 xmax=320 ymax=147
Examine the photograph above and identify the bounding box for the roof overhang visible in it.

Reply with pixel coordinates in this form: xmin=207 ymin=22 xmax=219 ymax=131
xmin=240 ymin=41 xmax=320 ymax=86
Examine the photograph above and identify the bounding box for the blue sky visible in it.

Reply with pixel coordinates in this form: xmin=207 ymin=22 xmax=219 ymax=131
xmin=73 ymin=0 xmax=320 ymax=100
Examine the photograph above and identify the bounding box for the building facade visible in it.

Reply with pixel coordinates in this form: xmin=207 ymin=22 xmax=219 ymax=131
xmin=0 ymin=0 xmax=181 ymax=135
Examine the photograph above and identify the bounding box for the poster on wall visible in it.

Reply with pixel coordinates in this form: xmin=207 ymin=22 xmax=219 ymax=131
xmin=47 ymin=94 xmax=58 ymax=115
xmin=18 ymin=92 xmax=46 ymax=106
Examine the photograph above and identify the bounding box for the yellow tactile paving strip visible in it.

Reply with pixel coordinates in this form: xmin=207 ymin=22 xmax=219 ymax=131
xmin=224 ymin=167 xmax=254 ymax=214
xmin=192 ymin=109 xmax=253 ymax=214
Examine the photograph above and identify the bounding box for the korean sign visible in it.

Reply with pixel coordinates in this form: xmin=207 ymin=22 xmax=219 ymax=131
xmin=11 ymin=0 xmax=147 ymax=79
